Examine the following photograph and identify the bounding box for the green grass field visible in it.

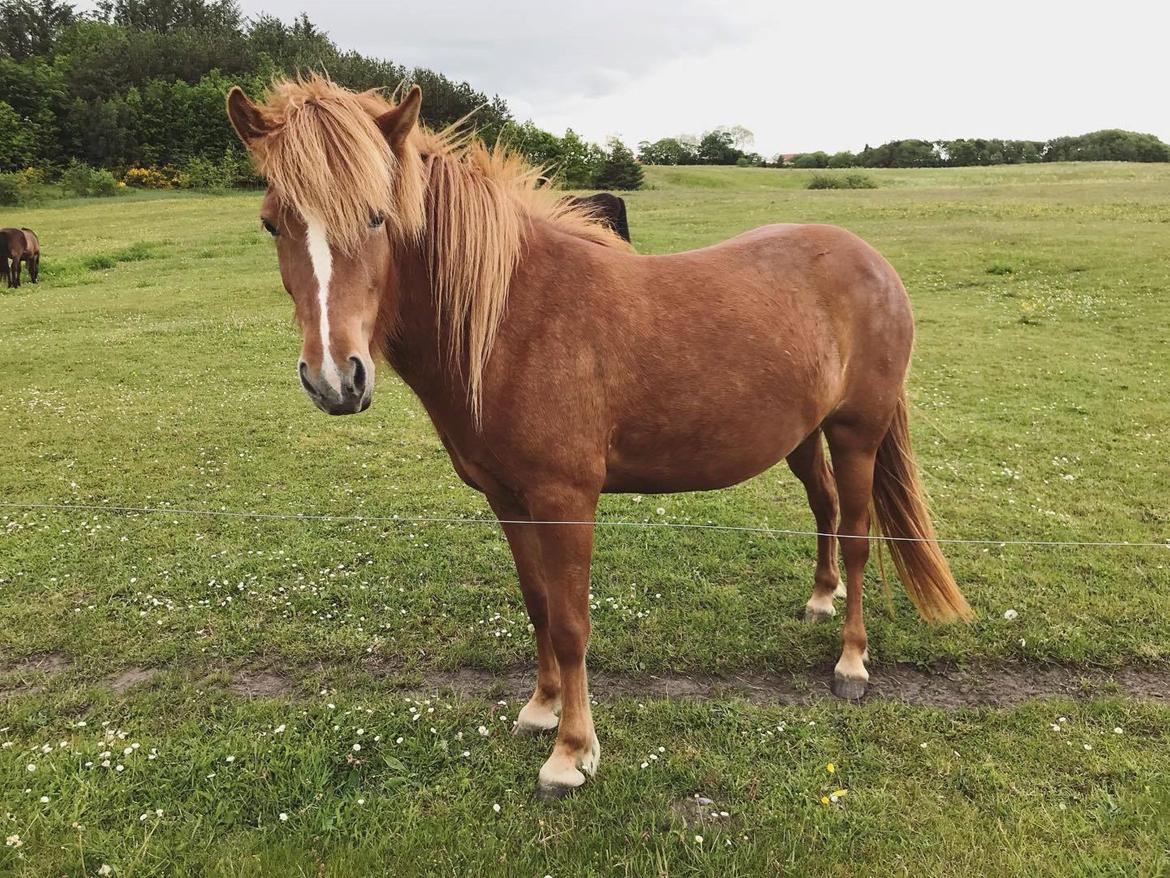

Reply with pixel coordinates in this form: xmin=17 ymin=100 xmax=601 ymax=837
xmin=2 ymin=162 xmax=1169 ymax=875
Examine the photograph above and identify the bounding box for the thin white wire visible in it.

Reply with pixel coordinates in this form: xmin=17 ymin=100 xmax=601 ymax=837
xmin=1 ymin=501 xmax=1166 ymax=549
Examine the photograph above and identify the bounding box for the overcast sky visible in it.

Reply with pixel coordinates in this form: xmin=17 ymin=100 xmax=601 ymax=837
xmin=230 ymin=0 xmax=1167 ymax=155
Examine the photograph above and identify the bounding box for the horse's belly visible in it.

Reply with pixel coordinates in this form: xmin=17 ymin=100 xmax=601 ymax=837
xmin=601 ymin=402 xmax=819 ymax=494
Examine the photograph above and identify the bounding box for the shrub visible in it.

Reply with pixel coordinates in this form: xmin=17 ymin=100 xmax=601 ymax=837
xmin=807 ymin=172 xmax=878 ymax=190
xmin=19 ymin=167 xmax=47 ymax=187
xmin=123 ymin=167 xmax=178 ymax=189
xmin=60 ymin=161 xmax=120 ymax=197
xmin=221 ymin=149 xmax=265 ymax=188
xmin=178 ymin=156 xmax=229 ymax=190
xmin=0 ymin=172 xmax=27 ymax=205
xmin=792 ymin=152 xmax=830 ymax=169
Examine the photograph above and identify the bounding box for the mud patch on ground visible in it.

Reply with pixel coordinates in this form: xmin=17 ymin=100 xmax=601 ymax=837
xmin=404 ymin=661 xmax=1170 ymax=709
xmin=4 ymin=654 xmax=1168 ymax=709
xmin=107 ymin=667 xmax=158 ymax=694
xmin=0 ymin=651 xmax=69 ymax=698
xmin=228 ymin=669 xmax=295 ymax=698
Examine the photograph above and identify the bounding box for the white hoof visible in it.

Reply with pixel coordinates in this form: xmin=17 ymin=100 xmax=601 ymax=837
xmin=804 ymin=590 xmax=837 ymax=622
xmin=514 ymin=699 xmax=560 ymax=736
xmin=535 ymin=735 xmax=600 ymax=798
xmin=834 ymin=653 xmax=869 ymax=683
xmin=833 ymin=580 xmax=847 ymax=600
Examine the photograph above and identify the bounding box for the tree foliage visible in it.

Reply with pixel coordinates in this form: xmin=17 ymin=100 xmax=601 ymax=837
xmin=0 ymin=0 xmax=516 ymax=174
xmin=593 ymin=138 xmax=643 ymax=191
xmin=785 ymin=131 xmax=1168 ymax=170
xmin=637 ymin=127 xmax=759 ymax=167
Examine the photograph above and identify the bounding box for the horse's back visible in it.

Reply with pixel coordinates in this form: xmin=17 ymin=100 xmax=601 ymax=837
xmin=20 ymin=228 xmax=38 ymax=254
xmin=0 ymin=228 xmax=25 ymax=258
xmin=585 ymin=223 xmax=912 ymax=490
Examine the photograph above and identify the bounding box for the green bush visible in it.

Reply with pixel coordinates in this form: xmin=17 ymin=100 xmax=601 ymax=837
xmin=806 ymin=172 xmax=878 ymax=190
xmin=0 ymin=172 xmax=28 ymax=205
xmin=60 ymin=161 xmax=120 ymax=197
xmin=178 ymin=156 xmax=229 ymax=190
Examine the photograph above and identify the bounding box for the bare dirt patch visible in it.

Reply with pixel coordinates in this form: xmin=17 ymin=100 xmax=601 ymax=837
xmin=228 ymin=669 xmax=295 ymax=698
xmin=107 ymin=667 xmax=158 ymax=694
xmin=0 ymin=651 xmax=69 ymax=698
xmin=404 ymin=661 xmax=1170 ymax=709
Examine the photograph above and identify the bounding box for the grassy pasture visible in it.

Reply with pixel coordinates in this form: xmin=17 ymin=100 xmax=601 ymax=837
xmin=1 ymin=163 xmax=1169 ymax=875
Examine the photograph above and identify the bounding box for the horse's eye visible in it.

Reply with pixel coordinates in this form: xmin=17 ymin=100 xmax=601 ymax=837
xmin=261 ymin=218 xmax=278 ymax=237
xmin=369 ymin=214 xmax=385 ymax=229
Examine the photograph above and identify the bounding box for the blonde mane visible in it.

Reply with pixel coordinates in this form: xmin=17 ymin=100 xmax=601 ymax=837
xmin=243 ymin=75 xmax=630 ymax=422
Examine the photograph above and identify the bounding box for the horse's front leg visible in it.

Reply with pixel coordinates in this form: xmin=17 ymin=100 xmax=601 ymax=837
xmin=525 ymin=487 xmax=599 ymax=799
xmin=487 ymin=493 xmax=561 ymax=734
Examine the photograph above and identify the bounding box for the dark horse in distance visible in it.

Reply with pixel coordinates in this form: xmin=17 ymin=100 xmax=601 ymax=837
xmin=564 ymin=193 xmax=630 ymax=243
xmin=1 ymin=228 xmax=39 ymax=287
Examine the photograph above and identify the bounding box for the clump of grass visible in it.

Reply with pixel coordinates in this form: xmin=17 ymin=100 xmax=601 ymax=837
xmin=80 ymin=241 xmax=158 ymax=273
xmin=83 ymin=254 xmax=117 ymax=271
xmin=113 ymin=241 xmax=155 ymax=262
xmin=987 ymin=264 xmax=1015 ymax=275
xmin=807 ymin=172 xmax=878 ymax=190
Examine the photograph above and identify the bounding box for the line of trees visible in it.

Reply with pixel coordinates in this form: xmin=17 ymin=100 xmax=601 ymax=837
xmin=766 ymin=132 xmax=1169 ymax=169
xmin=0 ymin=0 xmax=645 ymax=190
xmin=637 ymin=127 xmax=765 ymax=167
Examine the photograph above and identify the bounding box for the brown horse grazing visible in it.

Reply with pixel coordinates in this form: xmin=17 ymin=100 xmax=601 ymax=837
xmin=19 ymin=228 xmax=39 ymax=283
xmin=1 ymin=228 xmax=27 ymax=288
xmin=227 ymin=77 xmax=972 ymax=798
xmin=564 ymin=193 xmax=630 ymax=243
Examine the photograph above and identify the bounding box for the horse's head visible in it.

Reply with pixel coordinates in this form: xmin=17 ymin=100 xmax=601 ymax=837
xmin=226 ymin=79 xmax=425 ymax=415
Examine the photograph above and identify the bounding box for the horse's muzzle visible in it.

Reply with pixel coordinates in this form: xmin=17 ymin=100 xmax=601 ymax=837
xmin=299 ymin=356 xmax=373 ymax=416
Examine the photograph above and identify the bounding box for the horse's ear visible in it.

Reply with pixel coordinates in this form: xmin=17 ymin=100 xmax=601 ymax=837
xmin=376 ymin=85 xmax=422 ymax=149
xmin=226 ymin=86 xmax=270 ymax=146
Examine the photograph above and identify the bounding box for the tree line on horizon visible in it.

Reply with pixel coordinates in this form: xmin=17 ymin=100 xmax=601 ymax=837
xmin=637 ymin=129 xmax=1170 ymax=168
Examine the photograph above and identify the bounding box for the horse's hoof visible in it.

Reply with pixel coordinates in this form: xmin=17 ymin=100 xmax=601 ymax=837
xmin=832 ymin=676 xmax=868 ymax=701
xmin=513 ymin=720 xmax=557 ymax=737
xmin=513 ymin=701 xmax=560 ymax=736
xmin=534 ymin=779 xmax=579 ymax=801
xmin=803 ymin=605 xmax=836 ymax=623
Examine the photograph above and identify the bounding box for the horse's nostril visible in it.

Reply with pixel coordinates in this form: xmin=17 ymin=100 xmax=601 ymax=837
xmin=349 ymin=357 xmax=367 ymax=395
xmin=299 ymin=361 xmax=313 ymax=394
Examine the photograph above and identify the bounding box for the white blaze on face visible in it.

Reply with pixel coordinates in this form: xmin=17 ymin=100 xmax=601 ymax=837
xmin=304 ymin=213 xmax=342 ymax=394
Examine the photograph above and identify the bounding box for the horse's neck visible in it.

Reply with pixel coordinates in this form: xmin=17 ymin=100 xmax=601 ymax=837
xmin=380 ymin=238 xmax=466 ymax=419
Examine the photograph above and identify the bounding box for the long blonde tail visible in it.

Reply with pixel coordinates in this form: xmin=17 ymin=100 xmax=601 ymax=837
xmin=871 ymin=394 xmax=973 ymax=623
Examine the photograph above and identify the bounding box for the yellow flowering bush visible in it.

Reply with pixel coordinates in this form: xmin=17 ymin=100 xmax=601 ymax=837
xmin=123 ymin=167 xmax=180 ymax=189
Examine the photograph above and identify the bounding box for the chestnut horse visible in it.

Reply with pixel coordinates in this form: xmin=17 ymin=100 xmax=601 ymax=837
xmin=227 ymin=77 xmax=971 ymax=798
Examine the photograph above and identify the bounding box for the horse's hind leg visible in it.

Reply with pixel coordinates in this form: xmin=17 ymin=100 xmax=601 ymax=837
xmin=786 ymin=429 xmax=844 ymax=622
xmin=823 ymin=420 xmax=882 ymax=700
xmin=488 ymin=494 xmax=562 ymax=735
